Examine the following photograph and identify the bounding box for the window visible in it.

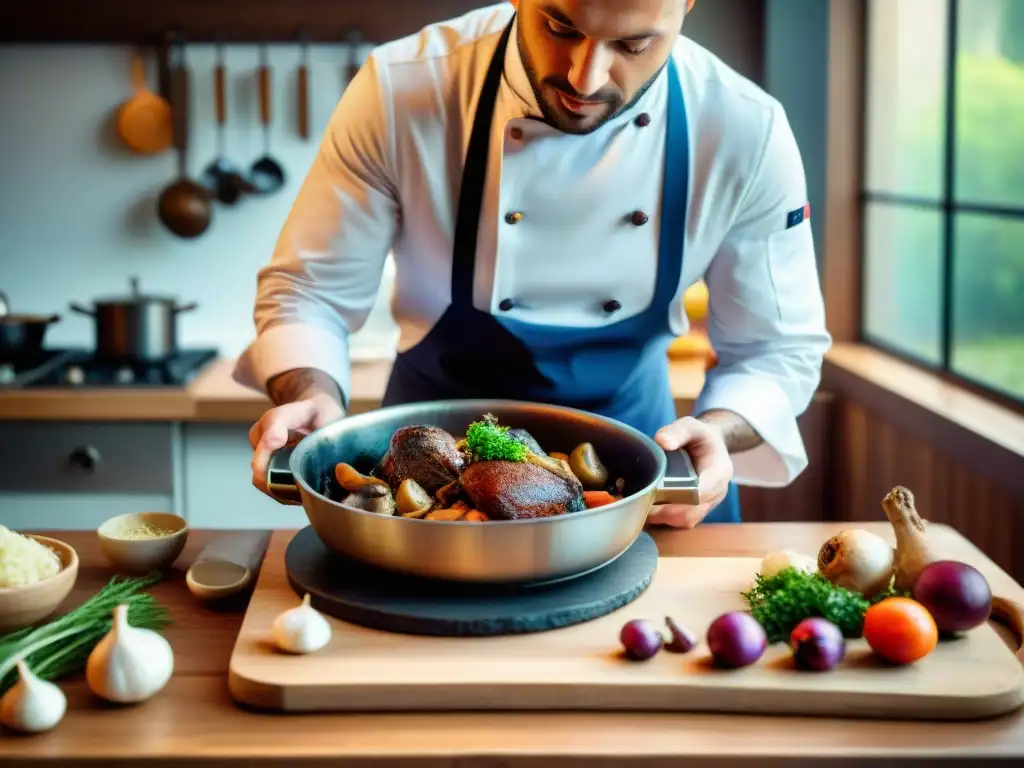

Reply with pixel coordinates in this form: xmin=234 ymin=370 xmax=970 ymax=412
xmin=862 ymin=0 xmax=1024 ymax=403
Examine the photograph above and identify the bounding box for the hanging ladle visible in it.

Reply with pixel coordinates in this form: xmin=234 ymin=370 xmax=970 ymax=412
xmin=156 ymin=33 xmax=213 ymax=238
xmin=200 ymin=35 xmax=255 ymax=205
xmin=248 ymin=42 xmax=286 ymax=194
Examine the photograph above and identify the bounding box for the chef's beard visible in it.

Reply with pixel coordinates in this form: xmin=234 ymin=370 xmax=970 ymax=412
xmin=517 ymin=23 xmax=667 ymax=135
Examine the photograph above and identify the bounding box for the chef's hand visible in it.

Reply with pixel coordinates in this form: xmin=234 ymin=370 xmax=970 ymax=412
xmin=248 ymin=393 xmax=345 ymax=496
xmin=647 ymin=416 xmax=733 ymax=528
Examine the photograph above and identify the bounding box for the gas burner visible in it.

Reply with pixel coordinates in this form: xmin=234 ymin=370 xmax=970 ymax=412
xmin=1 ymin=348 xmax=219 ymax=389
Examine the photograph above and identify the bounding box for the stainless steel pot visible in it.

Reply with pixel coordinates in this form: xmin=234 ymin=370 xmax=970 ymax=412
xmin=69 ymin=277 xmax=197 ymax=361
xmin=266 ymin=400 xmax=700 ymax=585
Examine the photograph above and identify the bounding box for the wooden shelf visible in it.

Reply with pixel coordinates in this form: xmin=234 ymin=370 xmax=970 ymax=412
xmin=0 ymin=0 xmax=489 ymax=44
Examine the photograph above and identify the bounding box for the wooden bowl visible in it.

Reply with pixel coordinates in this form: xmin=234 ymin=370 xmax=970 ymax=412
xmin=97 ymin=512 xmax=188 ymax=573
xmin=0 ymin=535 xmax=79 ymax=633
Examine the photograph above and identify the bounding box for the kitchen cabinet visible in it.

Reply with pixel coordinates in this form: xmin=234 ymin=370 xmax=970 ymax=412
xmin=181 ymin=424 xmax=310 ymax=530
xmin=0 ymin=421 xmax=175 ymax=530
xmin=0 ymin=1 xmax=491 ymax=43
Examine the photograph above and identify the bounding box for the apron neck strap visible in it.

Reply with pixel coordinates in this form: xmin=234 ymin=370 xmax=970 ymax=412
xmin=450 ymin=16 xmax=516 ymax=305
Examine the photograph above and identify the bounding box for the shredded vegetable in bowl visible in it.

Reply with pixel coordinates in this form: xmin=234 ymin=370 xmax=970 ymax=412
xmin=0 ymin=525 xmax=62 ymax=588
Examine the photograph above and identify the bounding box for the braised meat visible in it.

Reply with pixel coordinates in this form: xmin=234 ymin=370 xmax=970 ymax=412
xmin=378 ymin=425 xmax=465 ymax=495
xmin=459 ymin=460 xmax=586 ymax=521
xmin=507 ymin=428 xmax=547 ymax=456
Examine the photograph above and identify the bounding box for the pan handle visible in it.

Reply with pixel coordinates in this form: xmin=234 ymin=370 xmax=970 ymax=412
xmin=267 ymin=447 xmax=302 ymax=505
xmin=69 ymin=302 xmax=96 ymax=317
xmin=653 ymin=448 xmax=700 ymax=506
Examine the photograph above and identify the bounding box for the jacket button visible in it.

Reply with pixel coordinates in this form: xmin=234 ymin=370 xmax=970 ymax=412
xmin=603 ymin=299 xmax=622 ymax=314
xmin=510 ymin=126 xmax=524 ymax=140
xmin=505 ymin=211 xmax=524 ymax=225
xmin=635 ymin=112 xmax=651 ymax=127
xmin=498 ymin=298 xmax=515 ymax=311
xmin=630 ymin=210 xmax=649 ymax=226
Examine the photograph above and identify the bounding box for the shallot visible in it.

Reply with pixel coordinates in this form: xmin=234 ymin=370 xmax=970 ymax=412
xmin=664 ymin=617 xmax=697 ymax=653
xmin=619 ymin=619 xmax=662 ymax=660
xmin=789 ymin=617 xmax=846 ymax=671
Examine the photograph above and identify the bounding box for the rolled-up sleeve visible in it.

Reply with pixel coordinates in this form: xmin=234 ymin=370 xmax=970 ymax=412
xmin=696 ymin=103 xmax=832 ymax=487
xmin=232 ymin=55 xmax=398 ymax=406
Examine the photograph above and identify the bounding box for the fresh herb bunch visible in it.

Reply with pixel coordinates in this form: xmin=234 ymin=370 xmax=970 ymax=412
xmin=0 ymin=573 xmax=171 ymax=695
xmin=742 ymin=567 xmax=903 ymax=643
xmin=464 ymin=413 xmax=527 ymax=462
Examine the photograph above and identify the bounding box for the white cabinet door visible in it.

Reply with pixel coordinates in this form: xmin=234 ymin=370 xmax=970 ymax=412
xmin=182 ymin=425 xmax=310 ymax=530
xmin=0 ymin=421 xmax=175 ymax=532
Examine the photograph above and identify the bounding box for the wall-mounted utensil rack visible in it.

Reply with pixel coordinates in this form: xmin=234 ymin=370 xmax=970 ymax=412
xmin=0 ymin=0 xmax=487 ymax=43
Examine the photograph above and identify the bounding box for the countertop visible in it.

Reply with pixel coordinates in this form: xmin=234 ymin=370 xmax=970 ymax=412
xmin=0 ymin=356 xmax=711 ymax=423
xmin=5 ymin=522 xmax=1024 ymax=766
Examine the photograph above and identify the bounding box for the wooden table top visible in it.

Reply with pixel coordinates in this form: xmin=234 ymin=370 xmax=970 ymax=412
xmin=5 ymin=522 xmax=1024 ymax=766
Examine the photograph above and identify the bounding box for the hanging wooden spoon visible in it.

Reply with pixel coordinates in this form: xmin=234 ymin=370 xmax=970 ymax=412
xmin=116 ymin=49 xmax=173 ymax=155
xmin=296 ymin=31 xmax=310 ymax=140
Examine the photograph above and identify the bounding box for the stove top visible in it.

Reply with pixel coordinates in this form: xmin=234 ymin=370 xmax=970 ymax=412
xmin=0 ymin=348 xmax=219 ymax=389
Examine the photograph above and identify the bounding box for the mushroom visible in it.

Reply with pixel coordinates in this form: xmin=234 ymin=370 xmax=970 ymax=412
xmin=335 ymin=463 xmax=391 ymax=494
xmin=569 ymin=442 xmax=608 ymax=489
xmin=342 ymin=489 xmax=396 ymax=516
xmin=396 ymin=478 xmax=433 ymax=518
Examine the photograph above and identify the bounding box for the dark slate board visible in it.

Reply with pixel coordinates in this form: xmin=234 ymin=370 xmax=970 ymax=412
xmin=284 ymin=526 xmax=659 ymax=637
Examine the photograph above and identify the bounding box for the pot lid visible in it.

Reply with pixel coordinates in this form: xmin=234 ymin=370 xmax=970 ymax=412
xmin=0 ymin=290 xmax=59 ymax=323
xmin=90 ymin=277 xmax=180 ymax=304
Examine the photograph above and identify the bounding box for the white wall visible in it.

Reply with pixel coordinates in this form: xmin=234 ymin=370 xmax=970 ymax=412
xmin=0 ymin=2 xmax=764 ymax=361
xmin=0 ymin=41 xmax=400 ymax=359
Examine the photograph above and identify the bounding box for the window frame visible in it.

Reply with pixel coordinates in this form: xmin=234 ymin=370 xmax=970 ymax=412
xmin=858 ymin=0 xmax=1024 ymax=414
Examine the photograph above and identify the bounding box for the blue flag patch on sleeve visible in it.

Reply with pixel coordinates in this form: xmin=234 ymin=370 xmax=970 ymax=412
xmin=786 ymin=203 xmax=811 ymax=229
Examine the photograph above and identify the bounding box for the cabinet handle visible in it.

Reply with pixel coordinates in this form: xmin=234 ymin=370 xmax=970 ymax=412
xmin=68 ymin=445 xmax=101 ymax=472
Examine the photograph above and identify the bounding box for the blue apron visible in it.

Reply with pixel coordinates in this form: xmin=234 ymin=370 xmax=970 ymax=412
xmin=382 ymin=18 xmax=740 ymax=524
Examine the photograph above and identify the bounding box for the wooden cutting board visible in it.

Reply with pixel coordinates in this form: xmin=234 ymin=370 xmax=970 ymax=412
xmin=228 ymin=531 xmax=1024 ymax=720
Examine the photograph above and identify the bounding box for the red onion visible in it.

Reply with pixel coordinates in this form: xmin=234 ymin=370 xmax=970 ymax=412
xmin=706 ymin=611 xmax=767 ymax=669
xmin=912 ymin=560 xmax=992 ymax=633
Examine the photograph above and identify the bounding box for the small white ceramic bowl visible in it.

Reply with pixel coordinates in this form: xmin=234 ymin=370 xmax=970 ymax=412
xmin=97 ymin=512 xmax=188 ymax=573
xmin=0 ymin=534 xmax=79 ymax=633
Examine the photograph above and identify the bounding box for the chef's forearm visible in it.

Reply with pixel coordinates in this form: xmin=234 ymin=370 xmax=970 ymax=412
xmin=266 ymin=368 xmax=345 ymax=409
xmin=696 ymin=408 xmax=764 ymax=454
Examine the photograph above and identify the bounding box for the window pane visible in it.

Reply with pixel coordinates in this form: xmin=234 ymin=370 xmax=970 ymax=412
xmin=951 ymin=213 xmax=1024 ymax=400
xmin=863 ymin=203 xmax=944 ymax=364
xmin=954 ymin=0 xmax=1024 ymax=209
xmin=864 ymin=0 xmax=949 ymax=199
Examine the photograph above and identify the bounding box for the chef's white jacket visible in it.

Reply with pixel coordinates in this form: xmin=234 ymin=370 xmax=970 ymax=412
xmin=234 ymin=3 xmax=832 ymax=488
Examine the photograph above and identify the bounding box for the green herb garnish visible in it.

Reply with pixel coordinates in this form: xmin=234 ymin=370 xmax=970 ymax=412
xmin=741 ymin=567 xmax=903 ymax=643
xmin=0 ymin=573 xmax=171 ymax=694
xmin=464 ymin=413 xmax=527 ymax=462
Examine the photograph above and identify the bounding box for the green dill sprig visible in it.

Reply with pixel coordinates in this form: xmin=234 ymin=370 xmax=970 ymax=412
xmin=0 ymin=572 xmax=171 ymax=694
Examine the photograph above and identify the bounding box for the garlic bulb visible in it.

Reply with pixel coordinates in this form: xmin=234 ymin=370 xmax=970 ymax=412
xmin=272 ymin=593 xmax=332 ymax=654
xmin=85 ymin=603 xmax=174 ymax=703
xmin=759 ymin=550 xmax=817 ymax=579
xmin=0 ymin=659 xmax=66 ymax=733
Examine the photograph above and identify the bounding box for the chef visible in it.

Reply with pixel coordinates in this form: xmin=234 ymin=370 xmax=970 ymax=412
xmin=235 ymin=0 xmax=831 ymax=527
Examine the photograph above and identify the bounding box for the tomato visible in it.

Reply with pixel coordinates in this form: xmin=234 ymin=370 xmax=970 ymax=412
xmin=863 ymin=597 xmax=938 ymax=665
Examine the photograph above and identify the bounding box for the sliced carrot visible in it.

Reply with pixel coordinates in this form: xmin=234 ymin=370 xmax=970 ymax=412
xmin=583 ymin=490 xmax=619 ymax=509
xmin=464 ymin=509 xmax=488 ymax=522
